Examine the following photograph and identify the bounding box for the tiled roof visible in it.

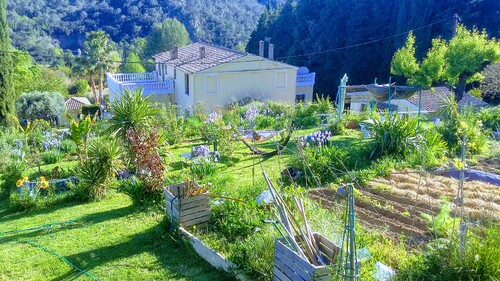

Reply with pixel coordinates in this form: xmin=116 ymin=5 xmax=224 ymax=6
xmin=152 ymin=42 xmax=246 ymax=74
xmin=406 ymin=87 xmax=452 ymax=112
xmin=65 ymin=97 xmax=91 ymax=111
xmin=406 ymin=87 xmax=489 ymax=112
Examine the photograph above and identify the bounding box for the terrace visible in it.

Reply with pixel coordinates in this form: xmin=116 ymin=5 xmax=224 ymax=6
xmin=106 ymin=71 xmax=174 ymax=96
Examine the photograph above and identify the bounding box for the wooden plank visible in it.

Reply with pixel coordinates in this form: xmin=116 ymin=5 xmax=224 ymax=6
xmin=275 ymin=239 xmax=315 ymax=274
xmin=178 ymin=199 xmax=210 ymax=212
xmin=180 ymin=213 xmax=211 ymax=227
xmin=274 ymin=254 xmax=309 ymax=281
xmin=180 ymin=208 xmax=211 ymax=220
xmin=182 ymin=215 xmax=211 ymax=227
xmin=273 ymin=267 xmax=293 ymax=281
xmin=275 ymin=245 xmax=312 ymax=281
xmin=178 ymin=227 xmax=236 ymax=272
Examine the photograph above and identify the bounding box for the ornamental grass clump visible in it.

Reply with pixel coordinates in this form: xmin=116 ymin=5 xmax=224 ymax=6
xmin=368 ymin=113 xmax=420 ymax=159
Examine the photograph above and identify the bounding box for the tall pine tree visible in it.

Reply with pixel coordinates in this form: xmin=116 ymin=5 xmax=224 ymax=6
xmin=0 ymin=0 xmax=14 ymax=123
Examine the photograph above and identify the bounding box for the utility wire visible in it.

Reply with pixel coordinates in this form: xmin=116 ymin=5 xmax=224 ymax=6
xmin=0 ymin=15 xmax=453 ymax=66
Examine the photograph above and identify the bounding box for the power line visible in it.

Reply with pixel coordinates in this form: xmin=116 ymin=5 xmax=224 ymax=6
xmin=0 ymin=15 xmax=454 ymax=66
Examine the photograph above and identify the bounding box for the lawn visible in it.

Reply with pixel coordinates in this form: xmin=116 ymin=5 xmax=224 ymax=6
xmin=0 ymin=193 xmax=233 ymax=280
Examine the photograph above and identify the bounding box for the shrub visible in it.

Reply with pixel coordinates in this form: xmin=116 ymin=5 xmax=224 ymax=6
xmin=15 ymin=91 xmax=65 ymax=122
xmin=127 ymin=129 xmax=164 ymax=192
xmin=117 ymin=177 xmax=150 ymax=205
xmin=157 ymin=104 xmax=184 ymax=145
xmin=294 ymin=102 xmax=319 ymax=128
xmin=81 ymin=104 xmax=101 ymax=118
xmin=438 ymin=95 xmax=488 ymax=156
xmin=184 ymin=116 xmax=202 ymax=138
xmin=479 ymin=106 xmax=500 ymax=132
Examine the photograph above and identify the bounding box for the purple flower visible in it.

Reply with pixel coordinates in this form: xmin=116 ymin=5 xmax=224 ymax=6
xmin=245 ymin=106 xmax=259 ymax=121
xmin=204 ymin=112 xmax=222 ymax=124
xmin=192 ymin=145 xmax=210 ymax=158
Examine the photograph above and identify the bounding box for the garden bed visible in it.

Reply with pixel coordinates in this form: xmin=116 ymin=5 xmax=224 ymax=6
xmin=310 ymin=171 xmax=500 ymax=242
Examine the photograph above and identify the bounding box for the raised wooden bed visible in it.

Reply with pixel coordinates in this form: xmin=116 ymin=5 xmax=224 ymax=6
xmin=273 ymin=233 xmax=339 ymax=281
xmin=179 ymin=227 xmax=249 ymax=281
xmin=163 ymin=181 xmax=211 ymax=228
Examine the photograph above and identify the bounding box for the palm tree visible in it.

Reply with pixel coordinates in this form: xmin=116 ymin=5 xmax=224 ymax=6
xmin=73 ymin=54 xmax=98 ymax=103
xmin=84 ymin=31 xmax=118 ymax=104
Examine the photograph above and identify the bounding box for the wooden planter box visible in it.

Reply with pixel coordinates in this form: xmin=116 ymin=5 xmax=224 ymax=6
xmin=273 ymin=233 xmax=339 ymax=281
xmin=163 ymin=181 xmax=211 ymax=227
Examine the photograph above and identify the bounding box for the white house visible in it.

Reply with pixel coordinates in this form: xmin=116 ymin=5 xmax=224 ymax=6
xmin=107 ymin=42 xmax=316 ymax=115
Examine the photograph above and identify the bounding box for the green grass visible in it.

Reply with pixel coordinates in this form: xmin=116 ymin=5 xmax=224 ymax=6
xmin=0 ymin=193 xmax=232 ymax=280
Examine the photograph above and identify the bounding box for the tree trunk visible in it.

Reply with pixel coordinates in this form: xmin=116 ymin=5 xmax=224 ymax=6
xmin=454 ymin=73 xmax=467 ymax=102
xmin=89 ymin=72 xmax=99 ymax=104
xmin=98 ymin=68 xmax=104 ymax=104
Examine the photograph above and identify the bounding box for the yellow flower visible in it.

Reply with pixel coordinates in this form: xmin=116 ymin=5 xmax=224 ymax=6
xmin=39 ymin=176 xmax=46 ymax=181
xmin=23 ymin=176 xmax=29 ymax=181
xmin=39 ymin=181 xmax=49 ymax=189
xmin=16 ymin=179 xmax=24 ymax=187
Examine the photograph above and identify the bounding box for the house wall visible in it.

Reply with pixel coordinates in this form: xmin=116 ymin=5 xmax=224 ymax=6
xmin=173 ymin=69 xmax=195 ymax=115
xmin=190 ymin=56 xmax=297 ymax=112
xmin=296 ymin=86 xmax=314 ymax=102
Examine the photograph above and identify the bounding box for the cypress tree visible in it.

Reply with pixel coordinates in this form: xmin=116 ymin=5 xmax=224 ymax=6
xmin=0 ymin=0 xmax=14 ymax=123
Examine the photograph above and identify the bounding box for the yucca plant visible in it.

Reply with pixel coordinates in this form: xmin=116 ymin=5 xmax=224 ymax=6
xmin=108 ymin=89 xmax=159 ymax=143
xmin=368 ymin=113 xmax=420 ymax=159
xmin=74 ymin=137 xmax=123 ymax=200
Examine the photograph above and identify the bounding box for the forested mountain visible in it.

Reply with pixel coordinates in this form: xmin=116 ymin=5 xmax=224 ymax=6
xmin=6 ymin=0 xmax=282 ymax=63
xmin=247 ymin=0 xmax=500 ymax=96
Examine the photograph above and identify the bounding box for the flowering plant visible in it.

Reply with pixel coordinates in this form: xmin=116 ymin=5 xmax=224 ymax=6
xmin=192 ymin=145 xmax=210 ymax=158
xmin=298 ymin=130 xmax=332 ymax=147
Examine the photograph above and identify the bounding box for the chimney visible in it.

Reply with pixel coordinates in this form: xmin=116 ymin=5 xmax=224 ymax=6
xmin=268 ymin=43 xmax=274 ymax=60
xmin=199 ymin=46 xmax=206 ymax=59
xmin=171 ymin=47 xmax=178 ymax=60
xmin=259 ymin=40 xmax=264 ymax=57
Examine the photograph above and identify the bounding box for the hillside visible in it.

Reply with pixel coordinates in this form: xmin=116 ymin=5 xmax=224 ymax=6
xmin=247 ymin=0 xmax=500 ymax=96
xmin=6 ymin=0 xmax=279 ymax=63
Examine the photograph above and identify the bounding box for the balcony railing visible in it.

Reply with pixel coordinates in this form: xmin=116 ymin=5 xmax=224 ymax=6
xmin=296 ymin=73 xmax=316 ymax=87
xmin=106 ymin=72 xmax=174 ymax=96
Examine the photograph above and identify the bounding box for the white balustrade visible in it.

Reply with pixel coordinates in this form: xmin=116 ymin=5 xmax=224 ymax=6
xmin=107 ymin=71 xmax=157 ymax=83
xmin=296 ymin=73 xmax=316 ymax=87
xmin=106 ymin=72 xmax=174 ymax=95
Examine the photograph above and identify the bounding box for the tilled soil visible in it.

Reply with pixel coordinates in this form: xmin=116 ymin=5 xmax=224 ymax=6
xmin=309 ymin=171 xmax=499 ymax=243
xmin=469 ymin=157 xmax=500 ymax=175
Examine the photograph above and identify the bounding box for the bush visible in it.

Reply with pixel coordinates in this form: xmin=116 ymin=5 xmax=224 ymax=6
xmin=479 ymin=106 xmax=500 ymax=132
xmin=81 ymin=104 xmax=101 ymax=118
xmin=15 ymin=91 xmax=65 ymax=122
xmin=294 ymin=102 xmax=320 ymax=129
xmin=190 ymin=157 xmax=216 ymax=180
xmin=157 ymin=104 xmax=184 ymax=145
xmin=396 ymin=227 xmax=500 ymax=281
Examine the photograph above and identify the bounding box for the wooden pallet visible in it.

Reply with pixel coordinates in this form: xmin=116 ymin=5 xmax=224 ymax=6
xmin=164 ymin=181 xmax=211 ymax=228
xmin=273 ymin=233 xmax=339 ymax=281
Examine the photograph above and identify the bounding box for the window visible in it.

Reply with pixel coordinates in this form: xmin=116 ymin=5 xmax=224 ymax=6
xmin=205 ymin=75 xmax=218 ymax=94
xmin=275 ymin=71 xmax=287 ymax=89
xmin=295 ymin=94 xmax=306 ymax=103
xmin=185 ymin=74 xmax=189 ymax=95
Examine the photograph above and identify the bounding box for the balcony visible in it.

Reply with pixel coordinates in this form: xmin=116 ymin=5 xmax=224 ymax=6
xmin=296 ymin=72 xmax=316 ymax=87
xmin=106 ymin=71 xmax=174 ymax=96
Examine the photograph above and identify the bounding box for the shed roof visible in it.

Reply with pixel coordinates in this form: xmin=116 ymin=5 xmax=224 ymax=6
xmin=65 ymin=97 xmax=91 ymax=111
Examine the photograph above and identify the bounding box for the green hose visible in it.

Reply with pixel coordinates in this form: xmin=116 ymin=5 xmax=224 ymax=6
xmin=20 ymin=240 xmax=100 ymax=281
xmin=0 ymin=219 xmax=77 ymax=236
